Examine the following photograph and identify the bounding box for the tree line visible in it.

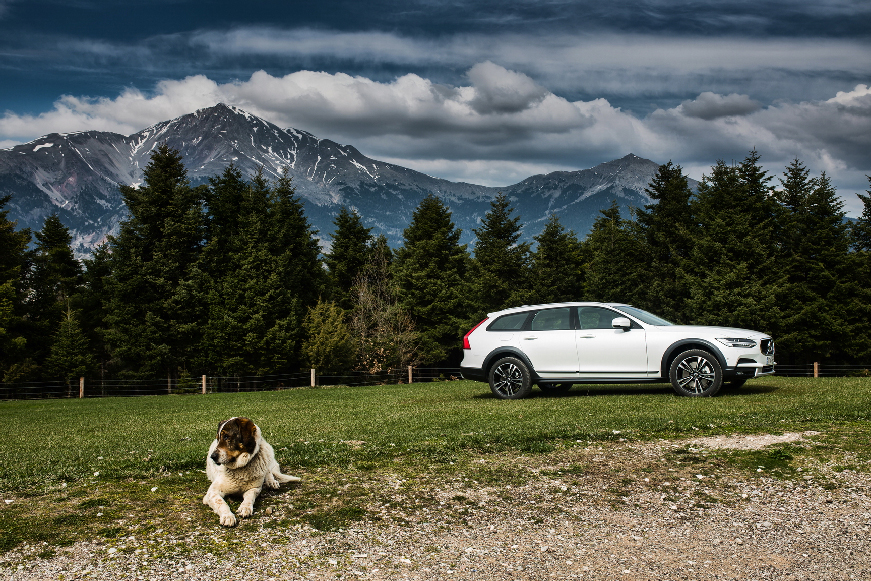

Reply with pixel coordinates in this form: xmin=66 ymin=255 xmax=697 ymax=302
xmin=1 ymin=144 xmax=870 ymax=387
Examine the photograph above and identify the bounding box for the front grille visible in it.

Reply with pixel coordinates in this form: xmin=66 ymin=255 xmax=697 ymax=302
xmin=760 ymin=339 xmax=775 ymax=355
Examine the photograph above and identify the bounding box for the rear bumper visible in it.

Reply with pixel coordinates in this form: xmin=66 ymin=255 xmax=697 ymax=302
xmin=460 ymin=367 xmax=487 ymax=382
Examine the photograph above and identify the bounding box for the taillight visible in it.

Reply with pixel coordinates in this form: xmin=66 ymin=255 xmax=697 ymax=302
xmin=463 ymin=318 xmax=488 ymax=349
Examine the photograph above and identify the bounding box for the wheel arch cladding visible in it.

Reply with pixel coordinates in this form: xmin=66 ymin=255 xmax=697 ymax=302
xmin=484 ymin=348 xmax=538 ymax=379
xmin=661 ymin=339 xmax=726 ymax=378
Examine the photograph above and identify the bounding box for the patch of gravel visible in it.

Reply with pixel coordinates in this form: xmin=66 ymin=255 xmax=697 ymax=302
xmin=690 ymin=431 xmax=822 ymax=450
xmin=3 ymin=435 xmax=870 ymax=581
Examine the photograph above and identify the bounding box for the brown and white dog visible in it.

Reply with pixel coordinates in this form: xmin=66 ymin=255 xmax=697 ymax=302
xmin=203 ymin=417 xmax=300 ymax=526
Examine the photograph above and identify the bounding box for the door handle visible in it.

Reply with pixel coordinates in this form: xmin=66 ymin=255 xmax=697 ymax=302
xmin=524 ymin=336 xmax=538 ymax=340
xmin=579 ymin=334 xmax=595 ymax=339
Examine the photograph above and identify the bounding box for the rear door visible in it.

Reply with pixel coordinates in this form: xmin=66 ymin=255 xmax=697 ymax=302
xmin=517 ymin=307 xmax=579 ymax=374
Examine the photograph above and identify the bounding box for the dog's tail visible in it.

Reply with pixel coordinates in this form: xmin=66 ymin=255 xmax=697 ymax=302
xmin=273 ymin=470 xmax=301 ymax=483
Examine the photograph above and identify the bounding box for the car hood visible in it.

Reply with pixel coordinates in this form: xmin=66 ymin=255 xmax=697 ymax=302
xmin=648 ymin=325 xmax=770 ymax=338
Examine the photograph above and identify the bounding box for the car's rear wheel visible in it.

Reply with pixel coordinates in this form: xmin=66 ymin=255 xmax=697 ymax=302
xmin=539 ymin=383 xmax=572 ymax=395
xmin=669 ymin=349 xmax=723 ymax=397
xmin=488 ymin=357 xmax=533 ymax=399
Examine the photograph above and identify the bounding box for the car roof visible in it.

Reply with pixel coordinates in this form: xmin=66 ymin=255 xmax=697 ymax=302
xmin=487 ymin=302 xmax=631 ymax=317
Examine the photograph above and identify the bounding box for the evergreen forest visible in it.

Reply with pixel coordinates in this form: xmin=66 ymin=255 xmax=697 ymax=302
xmin=2 ymin=144 xmax=871 ymax=386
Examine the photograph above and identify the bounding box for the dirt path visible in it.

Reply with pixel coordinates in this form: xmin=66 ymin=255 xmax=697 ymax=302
xmin=3 ymin=433 xmax=869 ymax=580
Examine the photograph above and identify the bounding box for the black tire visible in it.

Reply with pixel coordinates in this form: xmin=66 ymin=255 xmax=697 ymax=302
xmin=539 ymin=383 xmax=572 ymax=395
xmin=669 ymin=349 xmax=723 ymax=397
xmin=488 ymin=357 xmax=533 ymax=399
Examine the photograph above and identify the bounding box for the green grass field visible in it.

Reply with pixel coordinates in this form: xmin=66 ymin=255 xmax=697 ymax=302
xmin=1 ymin=376 xmax=870 ymax=554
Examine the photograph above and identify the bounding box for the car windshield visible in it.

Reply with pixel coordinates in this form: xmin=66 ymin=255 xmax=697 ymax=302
xmin=612 ymin=305 xmax=674 ymax=326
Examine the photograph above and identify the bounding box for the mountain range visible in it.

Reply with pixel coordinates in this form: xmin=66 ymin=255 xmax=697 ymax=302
xmin=0 ymin=103 xmax=677 ymax=256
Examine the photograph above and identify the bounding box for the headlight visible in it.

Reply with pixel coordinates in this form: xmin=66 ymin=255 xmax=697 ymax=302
xmin=716 ymin=338 xmax=757 ymax=348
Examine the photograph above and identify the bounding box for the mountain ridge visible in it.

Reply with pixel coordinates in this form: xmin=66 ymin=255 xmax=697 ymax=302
xmin=0 ymin=104 xmax=678 ymax=255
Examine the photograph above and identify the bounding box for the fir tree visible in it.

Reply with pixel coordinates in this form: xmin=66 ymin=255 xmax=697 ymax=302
xmin=774 ymin=163 xmax=850 ymax=361
xmin=393 ymin=194 xmax=471 ymax=364
xmin=106 ymin=144 xmax=206 ymax=379
xmin=325 ymin=206 xmax=373 ymax=310
xmin=45 ymin=305 xmax=95 ymax=396
xmin=25 ymin=214 xmax=82 ymax=366
xmin=684 ymin=155 xmax=779 ymax=331
xmin=0 ymin=194 xmax=31 ymax=381
xmin=302 ymin=299 xmax=356 ymax=371
xmin=847 ymin=175 xmax=871 ymax=359
xmin=470 ymin=193 xmax=532 ymax=315
xmin=581 ymin=201 xmax=645 ymax=304
xmin=635 ymin=161 xmax=694 ymax=322
xmin=529 ymin=214 xmax=583 ymax=304
xmin=201 ymin=168 xmax=324 ymax=375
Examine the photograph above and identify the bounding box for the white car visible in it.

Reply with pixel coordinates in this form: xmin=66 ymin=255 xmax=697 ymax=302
xmin=460 ymin=302 xmax=775 ymax=399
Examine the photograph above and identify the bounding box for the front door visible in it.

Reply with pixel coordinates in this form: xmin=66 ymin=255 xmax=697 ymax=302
xmin=575 ymin=306 xmax=648 ymax=374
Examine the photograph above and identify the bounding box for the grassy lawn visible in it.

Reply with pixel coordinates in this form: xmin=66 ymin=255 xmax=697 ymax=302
xmin=1 ymin=376 xmax=870 ymax=555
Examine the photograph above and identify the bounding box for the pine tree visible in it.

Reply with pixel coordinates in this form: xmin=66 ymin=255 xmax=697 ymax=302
xmin=470 ymin=193 xmax=532 ymax=315
xmin=683 ymin=154 xmax=779 ymax=331
xmin=78 ymin=244 xmax=113 ymax=379
xmin=774 ymin=163 xmax=850 ymax=362
xmin=847 ymin=175 xmax=871 ymax=359
xmin=324 ymin=207 xmax=373 ymax=310
xmin=106 ymin=144 xmax=206 ymax=379
xmin=25 ymin=214 xmax=82 ymax=367
xmin=635 ymin=161 xmax=695 ymax=322
xmin=393 ymin=194 xmax=471 ymax=364
xmin=200 ymin=168 xmax=324 ymax=375
xmin=45 ymin=305 xmax=95 ymax=396
xmin=0 ymin=194 xmax=31 ymax=381
xmin=529 ymin=214 xmax=583 ymax=304
xmin=302 ymin=299 xmax=356 ymax=371
xmin=581 ymin=201 xmax=645 ymax=304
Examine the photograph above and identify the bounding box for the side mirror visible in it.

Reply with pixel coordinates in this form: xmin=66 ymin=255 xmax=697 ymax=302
xmin=612 ymin=317 xmax=631 ymax=330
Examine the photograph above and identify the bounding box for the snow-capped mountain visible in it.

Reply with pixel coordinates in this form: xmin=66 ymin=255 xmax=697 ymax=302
xmin=0 ymin=104 xmax=672 ymax=255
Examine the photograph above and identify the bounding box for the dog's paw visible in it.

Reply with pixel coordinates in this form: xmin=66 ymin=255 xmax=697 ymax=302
xmin=219 ymin=512 xmax=237 ymax=527
xmin=238 ymin=503 xmax=254 ymax=518
xmin=265 ymin=474 xmax=280 ymax=489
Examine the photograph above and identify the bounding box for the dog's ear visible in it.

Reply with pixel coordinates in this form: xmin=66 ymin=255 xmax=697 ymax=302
xmin=238 ymin=417 xmax=258 ymax=453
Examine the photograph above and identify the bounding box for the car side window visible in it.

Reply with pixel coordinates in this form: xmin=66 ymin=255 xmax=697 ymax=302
xmin=530 ymin=307 xmax=572 ymax=331
xmin=577 ymin=307 xmax=620 ymax=330
xmin=488 ymin=312 xmax=530 ymax=331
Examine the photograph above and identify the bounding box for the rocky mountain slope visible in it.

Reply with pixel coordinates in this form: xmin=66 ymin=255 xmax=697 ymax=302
xmin=0 ymin=104 xmax=676 ymax=255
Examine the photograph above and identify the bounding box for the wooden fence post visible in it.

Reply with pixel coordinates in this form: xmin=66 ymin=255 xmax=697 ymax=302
xmin=79 ymin=377 xmax=84 ymax=399
xmin=814 ymin=362 xmax=820 ymax=378
xmin=202 ymin=375 xmax=207 ymax=394
xmin=408 ymin=365 xmax=413 ymax=385
xmin=311 ymin=368 xmax=316 ymax=387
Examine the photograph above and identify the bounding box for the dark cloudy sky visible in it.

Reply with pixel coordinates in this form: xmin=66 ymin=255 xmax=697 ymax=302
xmin=1 ymin=0 xmax=870 ymax=213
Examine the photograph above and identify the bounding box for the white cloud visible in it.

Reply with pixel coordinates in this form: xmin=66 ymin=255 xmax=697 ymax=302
xmin=1 ymin=66 xmax=869 ymax=214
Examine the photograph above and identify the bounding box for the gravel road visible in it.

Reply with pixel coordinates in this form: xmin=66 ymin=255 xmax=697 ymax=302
xmin=3 ymin=433 xmax=869 ymax=580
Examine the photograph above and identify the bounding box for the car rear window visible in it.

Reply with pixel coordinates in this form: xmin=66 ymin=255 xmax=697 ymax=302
xmin=488 ymin=312 xmax=530 ymax=331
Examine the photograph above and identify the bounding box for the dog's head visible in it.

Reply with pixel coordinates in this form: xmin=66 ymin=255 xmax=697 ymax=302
xmin=209 ymin=417 xmax=261 ymax=469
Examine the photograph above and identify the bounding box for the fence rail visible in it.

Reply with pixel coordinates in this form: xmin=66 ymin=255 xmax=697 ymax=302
xmin=0 ymin=367 xmax=465 ymax=401
xmin=1 ymin=364 xmax=867 ymax=401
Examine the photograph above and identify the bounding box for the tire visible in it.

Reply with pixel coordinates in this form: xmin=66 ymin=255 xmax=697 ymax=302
xmin=539 ymin=383 xmax=572 ymax=395
xmin=669 ymin=349 xmax=723 ymax=397
xmin=488 ymin=357 xmax=533 ymax=399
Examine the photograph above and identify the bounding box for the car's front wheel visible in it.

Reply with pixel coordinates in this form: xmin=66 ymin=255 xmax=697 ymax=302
xmin=669 ymin=349 xmax=723 ymax=397
xmin=488 ymin=357 xmax=533 ymax=399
